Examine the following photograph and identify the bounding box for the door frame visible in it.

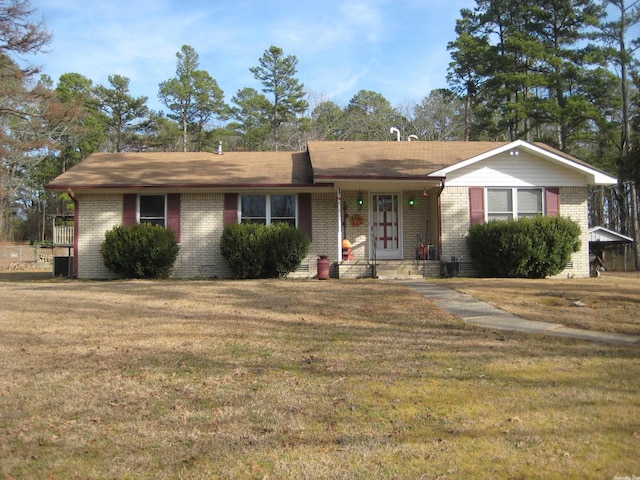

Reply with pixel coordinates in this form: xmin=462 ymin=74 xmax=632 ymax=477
xmin=370 ymin=192 xmax=403 ymax=260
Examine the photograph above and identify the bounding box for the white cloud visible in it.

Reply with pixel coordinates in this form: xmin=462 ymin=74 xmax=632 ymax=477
xmin=31 ymin=0 xmax=477 ymax=111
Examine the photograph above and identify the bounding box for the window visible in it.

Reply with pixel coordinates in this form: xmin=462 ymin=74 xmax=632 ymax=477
xmin=487 ymin=188 xmax=543 ymax=221
xmin=240 ymin=194 xmax=296 ymax=226
xmin=517 ymin=189 xmax=543 ymax=218
xmin=139 ymin=195 xmax=166 ymax=226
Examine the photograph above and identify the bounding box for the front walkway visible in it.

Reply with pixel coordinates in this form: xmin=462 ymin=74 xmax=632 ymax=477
xmin=395 ymin=280 xmax=640 ymax=346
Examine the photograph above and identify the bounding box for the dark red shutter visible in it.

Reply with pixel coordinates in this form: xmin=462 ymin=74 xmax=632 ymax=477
xmin=122 ymin=194 xmax=137 ymax=226
xmin=469 ymin=187 xmax=485 ymax=225
xmin=298 ymin=193 xmax=312 ymax=240
xmin=546 ymin=188 xmax=560 ymax=217
xmin=223 ymin=193 xmax=238 ymax=225
xmin=167 ymin=194 xmax=181 ymax=242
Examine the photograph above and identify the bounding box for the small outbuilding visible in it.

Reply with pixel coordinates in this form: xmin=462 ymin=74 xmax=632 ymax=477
xmin=588 ymin=226 xmax=634 ymax=275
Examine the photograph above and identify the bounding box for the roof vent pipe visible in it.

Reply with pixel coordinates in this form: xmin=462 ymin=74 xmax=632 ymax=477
xmin=408 ymin=135 xmax=418 ymax=141
xmin=390 ymin=127 xmax=400 ymax=142
xmin=217 ymin=141 xmax=223 ymax=155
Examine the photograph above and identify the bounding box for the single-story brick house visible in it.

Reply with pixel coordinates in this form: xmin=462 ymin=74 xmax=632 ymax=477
xmin=46 ymin=139 xmax=617 ymax=279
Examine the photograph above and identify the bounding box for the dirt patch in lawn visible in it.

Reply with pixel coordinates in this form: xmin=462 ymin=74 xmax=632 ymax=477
xmin=439 ymin=272 xmax=640 ymax=336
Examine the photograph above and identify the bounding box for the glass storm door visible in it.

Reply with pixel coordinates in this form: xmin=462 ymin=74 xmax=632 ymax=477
xmin=371 ymin=193 xmax=402 ymax=260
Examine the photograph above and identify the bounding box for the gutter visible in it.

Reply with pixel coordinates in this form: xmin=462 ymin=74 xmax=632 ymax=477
xmin=47 ymin=183 xmax=333 ymax=193
xmin=67 ymin=188 xmax=79 ymax=278
xmin=435 ymin=180 xmax=446 ymax=277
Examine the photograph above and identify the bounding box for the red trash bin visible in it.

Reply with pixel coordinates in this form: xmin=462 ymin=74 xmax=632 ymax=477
xmin=317 ymin=255 xmax=330 ymax=280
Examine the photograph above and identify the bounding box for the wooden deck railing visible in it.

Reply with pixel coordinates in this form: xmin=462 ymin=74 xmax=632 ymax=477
xmin=54 ymin=226 xmax=74 ymax=245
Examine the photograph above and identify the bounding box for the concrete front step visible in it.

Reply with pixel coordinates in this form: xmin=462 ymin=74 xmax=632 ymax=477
xmin=374 ymin=261 xmax=424 ymax=279
xmin=337 ymin=260 xmax=441 ymax=279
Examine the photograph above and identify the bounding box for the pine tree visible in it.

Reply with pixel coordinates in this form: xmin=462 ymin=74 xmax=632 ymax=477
xmin=250 ymin=45 xmax=308 ymax=151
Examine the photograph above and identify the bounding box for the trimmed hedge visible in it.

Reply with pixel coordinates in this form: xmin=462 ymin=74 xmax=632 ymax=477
xmin=101 ymin=223 xmax=180 ymax=279
xmin=220 ymin=223 xmax=310 ymax=279
xmin=263 ymin=222 xmax=311 ymax=278
xmin=467 ymin=216 xmax=581 ymax=278
xmin=219 ymin=223 xmax=266 ymax=279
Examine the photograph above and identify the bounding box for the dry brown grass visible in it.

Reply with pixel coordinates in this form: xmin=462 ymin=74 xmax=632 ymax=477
xmin=439 ymin=272 xmax=640 ymax=336
xmin=1 ymin=275 xmax=639 ymax=479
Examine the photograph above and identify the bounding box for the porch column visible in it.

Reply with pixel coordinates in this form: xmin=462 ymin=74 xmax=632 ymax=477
xmin=337 ymin=188 xmax=343 ymax=260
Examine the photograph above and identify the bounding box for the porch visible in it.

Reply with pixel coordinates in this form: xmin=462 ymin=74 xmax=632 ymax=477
xmin=52 ymin=224 xmax=75 ymax=277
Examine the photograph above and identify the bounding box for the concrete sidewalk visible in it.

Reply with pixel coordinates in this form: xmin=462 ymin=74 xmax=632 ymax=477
xmin=395 ymin=280 xmax=640 ymax=346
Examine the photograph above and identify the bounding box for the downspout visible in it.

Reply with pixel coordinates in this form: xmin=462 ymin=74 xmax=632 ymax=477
xmin=67 ymin=188 xmax=79 ymax=278
xmin=337 ymin=188 xmax=343 ymax=262
xmin=435 ymin=180 xmax=445 ymax=277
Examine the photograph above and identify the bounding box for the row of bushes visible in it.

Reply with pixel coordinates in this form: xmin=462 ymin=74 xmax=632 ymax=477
xmin=100 ymin=216 xmax=579 ymax=280
xmin=101 ymin=222 xmax=310 ymax=279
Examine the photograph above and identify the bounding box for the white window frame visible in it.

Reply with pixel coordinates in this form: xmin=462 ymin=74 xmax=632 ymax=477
xmin=239 ymin=194 xmax=298 ymax=226
xmin=139 ymin=194 xmax=166 ymax=227
xmin=486 ymin=187 xmax=544 ymax=221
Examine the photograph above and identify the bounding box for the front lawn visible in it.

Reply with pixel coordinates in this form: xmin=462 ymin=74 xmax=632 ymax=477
xmin=0 ymin=278 xmax=638 ymax=479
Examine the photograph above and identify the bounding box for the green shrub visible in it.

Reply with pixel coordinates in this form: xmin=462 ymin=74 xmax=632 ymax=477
xmin=220 ymin=222 xmax=310 ymax=279
xmin=467 ymin=216 xmax=581 ymax=278
xmin=220 ymin=223 xmax=267 ymax=279
xmin=263 ymin=222 xmax=311 ymax=278
xmin=101 ymin=223 xmax=180 ymax=279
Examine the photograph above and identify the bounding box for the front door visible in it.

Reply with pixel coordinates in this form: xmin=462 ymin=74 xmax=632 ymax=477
xmin=371 ymin=193 xmax=402 ymax=260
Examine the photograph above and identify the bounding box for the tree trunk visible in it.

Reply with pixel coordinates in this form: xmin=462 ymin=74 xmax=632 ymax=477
xmin=631 ymin=184 xmax=640 ymax=270
xmin=182 ymin=116 xmax=188 ymax=152
xmin=464 ymin=86 xmax=472 ymax=142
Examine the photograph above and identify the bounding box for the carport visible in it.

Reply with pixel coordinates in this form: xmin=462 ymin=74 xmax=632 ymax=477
xmin=588 ymin=226 xmax=634 ymax=275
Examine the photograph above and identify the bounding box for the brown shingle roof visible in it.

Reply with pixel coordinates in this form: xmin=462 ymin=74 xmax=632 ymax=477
xmin=46 ymin=151 xmax=313 ymax=190
xmin=307 ymin=141 xmax=509 ymax=179
xmin=47 ymin=140 xmax=608 ymax=191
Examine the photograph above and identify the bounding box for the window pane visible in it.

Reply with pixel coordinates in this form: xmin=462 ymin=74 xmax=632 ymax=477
xmin=271 ymin=195 xmax=295 ymax=218
xmin=140 ymin=195 xmax=165 ymax=218
xmin=487 ymin=189 xmax=512 ymax=212
xmin=144 ymin=218 xmax=166 ymax=227
xmin=241 ymin=218 xmax=266 ymax=225
xmin=271 ymin=219 xmax=296 ymax=227
xmin=241 ymin=195 xmax=266 ymax=218
xmin=378 ymin=195 xmax=393 ymax=212
xmin=488 ymin=213 xmax=512 ymax=222
xmin=518 ymin=189 xmax=542 ymax=214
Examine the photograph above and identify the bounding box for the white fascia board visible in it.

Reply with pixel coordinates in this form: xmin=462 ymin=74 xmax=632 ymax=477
xmin=588 ymin=226 xmax=634 ymax=243
xmin=428 ymin=139 xmax=618 ymax=185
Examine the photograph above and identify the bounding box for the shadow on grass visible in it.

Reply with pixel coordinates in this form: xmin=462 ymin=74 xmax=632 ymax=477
xmin=0 ymin=270 xmax=53 ymax=282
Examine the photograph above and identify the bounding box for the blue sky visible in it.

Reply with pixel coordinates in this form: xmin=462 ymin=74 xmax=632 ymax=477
xmin=30 ymin=0 xmax=476 ymax=114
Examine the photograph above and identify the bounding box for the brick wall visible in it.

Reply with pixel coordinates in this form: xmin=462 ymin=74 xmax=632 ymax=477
xmin=77 ymin=193 xmax=121 ymax=279
xmin=172 ymin=193 xmax=232 ymax=279
xmin=310 ymin=191 xmax=339 ymax=276
xmin=439 ymin=186 xmax=471 ymax=263
xmin=402 ymin=190 xmax=433 ymax=260
xmin=558 ymin=186 xmax=590 ymax=278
